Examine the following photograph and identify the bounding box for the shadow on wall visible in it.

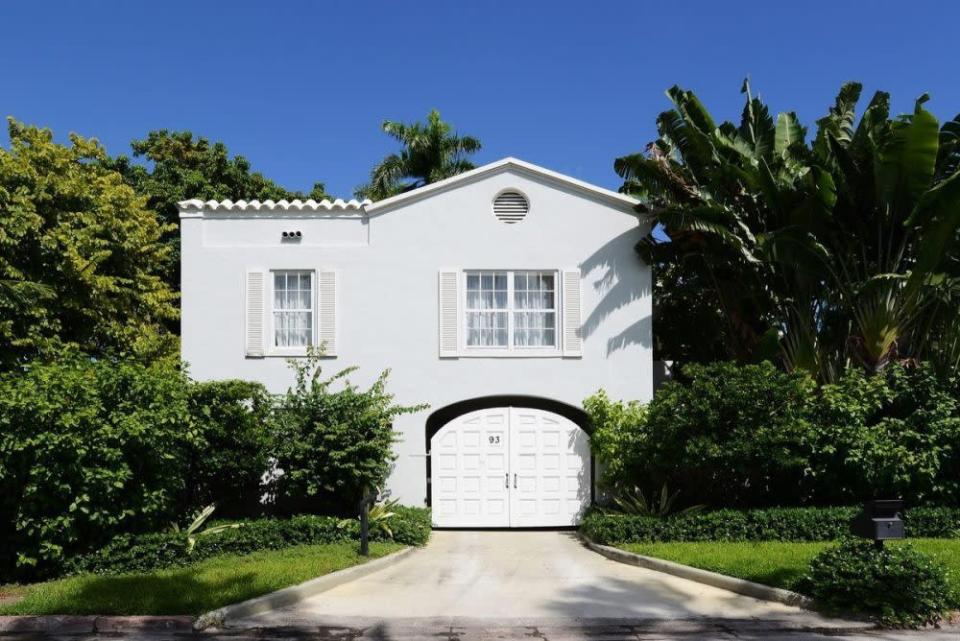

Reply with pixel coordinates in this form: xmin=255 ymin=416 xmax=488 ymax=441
xmin=580 ymin=228 xmax=651 ymax=356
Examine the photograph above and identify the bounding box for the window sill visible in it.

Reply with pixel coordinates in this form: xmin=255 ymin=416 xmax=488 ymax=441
xmin=264 ymin=348 xmax=310 ymax=358
xmin=457 ymin=349 xmax=565 ymax=359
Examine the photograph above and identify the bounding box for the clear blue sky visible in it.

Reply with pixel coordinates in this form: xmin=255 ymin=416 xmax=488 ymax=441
xmin=3 ymin=0 xmax=958 ymax=198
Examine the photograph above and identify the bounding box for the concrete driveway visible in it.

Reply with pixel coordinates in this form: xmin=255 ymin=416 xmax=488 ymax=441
xmin=234 ymin=531 xmax=858 ymax=630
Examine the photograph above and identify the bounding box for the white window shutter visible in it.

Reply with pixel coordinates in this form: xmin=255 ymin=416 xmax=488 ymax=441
xmin=245 ymin=270 xmax=266 ymax=357
xmin=562 ymin=269 xmax=583 ymax=356
xmin=438 ymin=270 xmax=460 ymax=357
xmin=317 ymin=270 xmax=337 ymax=356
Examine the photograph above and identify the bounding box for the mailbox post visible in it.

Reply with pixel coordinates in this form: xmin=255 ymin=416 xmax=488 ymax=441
xmin=358 ymin=488 xmax=374 ymax=557
xmin=850 ymin=500 xmax=905 ymax=548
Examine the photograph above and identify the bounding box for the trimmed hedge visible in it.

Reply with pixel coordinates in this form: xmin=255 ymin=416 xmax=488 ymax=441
xmin=800 ymin=540 xmax=955 ymax=627
xmin=580 ymin=507 xmax=960 ymax=544
xmin=69 ymin=507 xmax=431 ymax=576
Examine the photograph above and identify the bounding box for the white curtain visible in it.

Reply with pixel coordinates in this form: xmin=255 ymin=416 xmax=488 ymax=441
xmin=466 ymin=273 xmax=507 ymax=346
xmin=514 ymin=273 xmax=555 ymax=347
xmin=274 ymin=272 xmax=312 ymax=347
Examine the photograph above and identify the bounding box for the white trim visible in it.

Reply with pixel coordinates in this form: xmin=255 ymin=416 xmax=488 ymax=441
xmin=177 ymin=158 xmax=641 ymax=219
xmin=367 ymin=157 xmax=640 ymax=215
xmin=178 ymin=198 xmax=370 ymax=218
xmin=267 ymin=269 xmax=316 ymax=357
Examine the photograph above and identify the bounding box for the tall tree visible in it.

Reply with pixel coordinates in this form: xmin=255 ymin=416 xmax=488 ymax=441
xmin=106 ymin=131 xmax=329 ymax=290
xmin=356 ymin=109 xmax=481 ymax=200
xmin=0 ymin=119 xmax=178 ymax=369
xmin=617 ymin=82 xmax=960 ymax=380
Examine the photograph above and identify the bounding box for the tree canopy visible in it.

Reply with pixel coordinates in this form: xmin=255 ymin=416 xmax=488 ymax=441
xmin=106 ymin=130 xmax=329 ymax=290
xmin=355 ymin=109 xmax=481 ymax=201
xmin=618 ymin=81 xmax=960 ymax=380
xmin=0 ymin=118 xmax=178 ymax=369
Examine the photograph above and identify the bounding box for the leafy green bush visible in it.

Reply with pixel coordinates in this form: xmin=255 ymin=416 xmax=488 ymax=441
xmin=380 ymin=505 xmax=432 ymax=546
xmin=0 ymin=356 xmax=194 ymax=580
xmin=800 ymin=539 xmax=955 ymax=627
xmin=580 ymin=506 xmax=960 ymax=544
xmin=587 ymin=362 xmax=960 ymax=508
xmin=587 ymin=362 xmax=815 ymax=508
xmin=184 ymin=379 xmax=272 ymax=516
xmin=584 ymin=390 xmax=647 ymax=487
xmin=69 ymin=508 xmax=431 ymax=576
xmin=271 ymin=353 xmax=426 ymax=515
xmin=808 ymin=365 xmax=960 ymax=506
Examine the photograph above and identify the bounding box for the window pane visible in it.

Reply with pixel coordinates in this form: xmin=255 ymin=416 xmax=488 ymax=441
xmin=467 ymin=291 xmax=480 ymax=308
xmin=541 ymin=274 xmax=554 ymax=290
xmin=467 ymin=274 xmax=479 ymax=290
xmin=272 ymin=271 xmax=314 ymax=347
xmin=495 ymin=273 xmax=507 ymax=290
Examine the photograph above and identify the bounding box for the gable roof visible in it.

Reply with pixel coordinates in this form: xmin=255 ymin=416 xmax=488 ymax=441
xmin=177 ymin=157 xmax=640 ymax=218
xmin=364 ymin=157 xmax=640 ymax=215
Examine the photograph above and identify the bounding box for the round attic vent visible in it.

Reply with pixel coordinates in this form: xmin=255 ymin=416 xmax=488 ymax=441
xmin=493 ymin=191 xmax=529 ymax=224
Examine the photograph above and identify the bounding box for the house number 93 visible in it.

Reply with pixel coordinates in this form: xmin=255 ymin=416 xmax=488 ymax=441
xmin=488 ymin=435 xmax=501 ymax=445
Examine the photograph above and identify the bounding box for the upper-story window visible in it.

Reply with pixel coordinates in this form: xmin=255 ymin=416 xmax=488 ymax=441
xmin=465 ymin=270 xmax=556 ymax=349
xmin=273 ymin=270 xmax=313 ymax=348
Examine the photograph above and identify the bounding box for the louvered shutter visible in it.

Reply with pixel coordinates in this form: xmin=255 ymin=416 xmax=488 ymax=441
xmin=317 ymin=270 xmax=337 ymax=356
xmin=245 ymin=270 xmax=266 ymax=357
xmin=562 ymin=269 xmax=582 ymax=356
xmin=438 ymin=270 xmax=460 ymax=357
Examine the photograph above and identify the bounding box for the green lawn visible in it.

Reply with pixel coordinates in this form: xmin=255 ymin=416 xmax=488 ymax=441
xmin=0 ymin=542 xmax=403 ymax=616
xmin=618 ymin=538 xmax=960 ymax=595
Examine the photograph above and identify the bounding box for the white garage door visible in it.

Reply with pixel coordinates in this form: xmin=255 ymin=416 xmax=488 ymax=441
xmin=430 ymin=406 xmax=591 ymax=528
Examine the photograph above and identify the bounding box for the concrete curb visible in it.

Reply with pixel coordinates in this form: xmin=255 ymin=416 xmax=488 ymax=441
xmin=579 ymin=534 xmax=816 ymax=610
xmin=194 ymin=545 xmax=418 ymax=631
xmin=0 ymin=615 xmax=194 ymax=635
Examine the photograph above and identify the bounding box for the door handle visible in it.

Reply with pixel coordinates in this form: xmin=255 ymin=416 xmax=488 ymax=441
xmin=513 ymin=473 xmax=517 ymax=489
xmin=505 ymin=473 xmax=509 ymax=489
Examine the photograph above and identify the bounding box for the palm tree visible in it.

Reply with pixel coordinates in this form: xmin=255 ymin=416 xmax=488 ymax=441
xmin=617 ymin=81 xmax=960 ymax=381
xmin=356 ymin=110 xmax=481 ymax=201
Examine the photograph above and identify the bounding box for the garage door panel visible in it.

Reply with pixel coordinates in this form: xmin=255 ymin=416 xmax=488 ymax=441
xmin=508 ymin=407 xmax=592 ymax=528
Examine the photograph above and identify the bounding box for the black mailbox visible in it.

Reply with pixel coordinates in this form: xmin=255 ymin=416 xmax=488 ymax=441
xmin=851 ymin=500 xmax=905 ymax=544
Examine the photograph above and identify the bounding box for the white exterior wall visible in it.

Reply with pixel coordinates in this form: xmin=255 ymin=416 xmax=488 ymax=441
xmin=181 ymin=164 xmax=652 ymax=506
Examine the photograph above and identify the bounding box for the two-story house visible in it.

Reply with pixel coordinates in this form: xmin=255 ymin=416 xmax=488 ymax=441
xmin=179 ymin=158 xmax=652 ymax=528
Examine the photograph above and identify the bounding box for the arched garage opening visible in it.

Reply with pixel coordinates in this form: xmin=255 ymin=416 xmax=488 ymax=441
xmin=426 ymin=395 xmax=594 ymax=528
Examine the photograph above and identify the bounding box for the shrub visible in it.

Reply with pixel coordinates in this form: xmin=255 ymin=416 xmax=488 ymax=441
xmin=184 ymin=379 xmax=273 ymax=516
xmin=69 ymin=508 xmax=431 ymax=576
xmin=271 ymin=353 xmax=426 ymax=515
xmin=587 ymin=362 xmax=816 ymax=508
xmin=381 ymin=505 xmax=433 ymax=546
xmin=584 ymin=391 xmax=647 ymax=487
xmin=580 ymin=506 xmax=960 ymax=544
xmin=587 ymin=361 xmax=960 ymax=508
xmin=0 ymin=356 xmax=194 ymax=580
xmin=808 ymin=364 xmax=960 ymax=506
xmin=800 ymin=539 xmax=954 ymax=627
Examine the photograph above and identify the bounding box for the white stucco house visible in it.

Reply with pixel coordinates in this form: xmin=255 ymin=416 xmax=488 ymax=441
xmin=179 ymin=158 xmax=652 ymax=528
